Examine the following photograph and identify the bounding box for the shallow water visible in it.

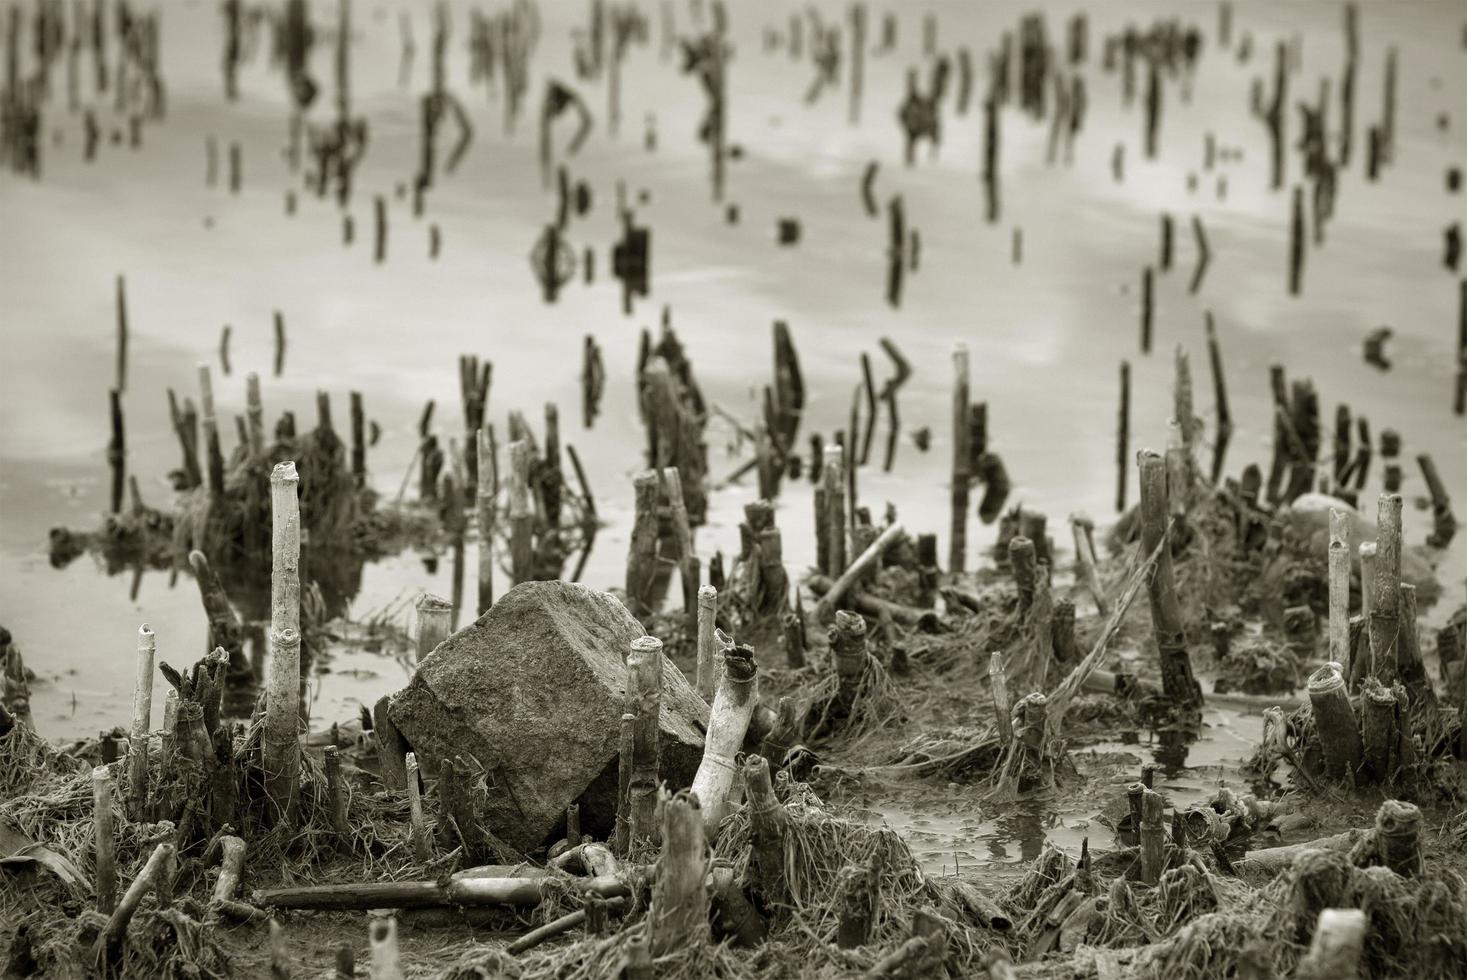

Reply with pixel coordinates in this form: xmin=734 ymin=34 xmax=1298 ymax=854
xmin=2 ymin=0 xmax=1464 ymax=863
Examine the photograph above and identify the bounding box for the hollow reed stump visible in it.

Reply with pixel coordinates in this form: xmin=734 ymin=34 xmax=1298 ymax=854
xmin=127 ymin=624 xmax=155 ymax=815
xmin=1306 ymin=662 xmax=1362 ymax=779
xmin=830 ymin=610 xmax=869 ymax=716
xmin=265 ymin=461 xmax=302 ymax=823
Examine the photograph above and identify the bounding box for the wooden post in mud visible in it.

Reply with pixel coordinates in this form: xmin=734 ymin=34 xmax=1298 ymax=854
xmin=476 ymin=427 xmax=496 ymax=614
xmin=615 ymin=713 xmax=634 ymax=855
xmin=1070 ymin=517 xmax=1109 ymax=615
xmin=1205 ymin=314 xmax=1232 ymax=480
xmin=374 ymin=195 xmax=387 ymax=263
xmin=508 ymin=440 xmax=533 ymax=585
xmin=1138 ymin=788 xmax=1166 ymax=885
xmin=1138 ymin=451 xmax=1201 ymax=708
xmin=1329 ymin=509 xmax=1350 ymax=666
xmin=626 ymin=637 xmax=663 ymax=846
xmin=625 ymin=471 xmax=660 ymax=620
xmin=127 ymin=624 xmax=155 ymax=815
xmin=1368 ymin=493 xmax=1402 ymax=682
xmin=1307 ymin=662 xmax=1362 ymax=778
xmin=415 ymin=593 xmax=452 ymax=662
xmin=93 ymin=767 xmax=117 ymax=913
xmin=349 ymin=392 xmax=366 ymax=484
xmin=265 ymin=461 xmax=302 ymax=823
xmin=1009 ymin=537 xmax=1037 ymax=618
xmin=744 ymin=755 xmax=788 ymax=904
xmin=696 ymin=585 xmax=717 ymax=702
xmin=1117 ymin=362 xmax=1130 ymax=511
xmin=950 ymin=343 xmax=970 ymax=573
xmin=198 ymin=364 xmax=224 ymax=495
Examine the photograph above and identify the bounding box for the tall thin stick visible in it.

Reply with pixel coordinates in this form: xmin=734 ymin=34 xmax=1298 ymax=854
xmin=1138 ymin=450 xmax=1200 ymax=707
xmin=127 ymin=624 xmax=154 ymax=815
xmin=265 ymin=461 xmax=302 ymax=823
xmin=476 ymin=427 xmax=496 ymax=614
xmin=1328 ymin=509 xmax=1349 ymax=666
xmin=115 ymin=273 xmax=128 ymax=393
xmin=508 ymin=440 xmax=534 ymax=584
xmin=696 ymin=585 xmax=717 ymax=702
xmin=949 ymin=343 xmax=970 ymax=573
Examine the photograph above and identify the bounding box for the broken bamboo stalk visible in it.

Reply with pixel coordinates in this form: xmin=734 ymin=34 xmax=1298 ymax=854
xmin=1307 ymin=661 xmax=1362 ymax=779
xmin=508 ymin=440 xmax=534 ymax=585
xmin=1070 ymin=516 xmax=1109 ymax=615
xmin=127 ymin=623 xmax=154 ymax=815
xmin=616 ymin=712 xmax=634 ymax=855
xmin=1138 ymin=451 xmax=1201 ymax=708
xmin=97 ymin=842 xmax=176 ymax=965
xmin=991 ymin=652 xmax=1013 ymax=746
xmin=813 ymin=521 xmax=904 ymax=622
xmin=324 ymin=746 xmax=347 ymax=835
xmin=405 ymin=752 xmax=430 ymax=863
xmin=651 ymin=793 xmax=708 ymax=955
xmin=265 ymin=461 xmax=302 ymax=823
xmin=507 ymin=898 xmax=629 ymax=955
xmin=807 ymin=575 xmax=938 ymax=631
xmin=830 ymin=610 xmax=869 ymax=715
xmin=1368 ymin=493 xmax=1402 ymax=682
xmin=1117 ymin=362 xmax=1130 ymax=511
xmin=626 ymin=637 xmax=663 ymax=845
xmin=93 ymin=766 xmax=117 ymax=913
xmin=743 ymin=755 xmax=787 ymax=905
xmin=690 ymin=644 xmax=758 ymax=834
xmin=696 ymin=585 xmax=717 ymax=702
xmin=415 ymin=593 xmax=452 ymax=663
xmin=626 ymin=470 xmax=660 ymax=620
xmin=209 ymin=835 xmax=247 ymax=910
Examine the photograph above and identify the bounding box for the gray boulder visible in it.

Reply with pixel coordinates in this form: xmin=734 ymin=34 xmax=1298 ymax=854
xmin=387 ymin=581 xmax=709 ymax=850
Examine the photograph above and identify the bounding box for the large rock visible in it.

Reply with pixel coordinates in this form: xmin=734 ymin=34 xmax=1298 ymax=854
xmin=387 ymin=581 xmax=709 ymax=850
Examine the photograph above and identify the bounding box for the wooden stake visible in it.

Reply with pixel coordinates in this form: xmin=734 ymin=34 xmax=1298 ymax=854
xmin=125 ymin=624 xmax=155 ymax=816
xmin=1070 ymin=517 xmax=1109 ymax=615
xmin=1328 ymin=509 xmax=1350 ymax=668
xmin=830 ymin=610 xmax=868 ymax=715
xmin=625 ymin=470 xmax=660 ymax=619
xmin=1117 ymin=361 xmax=1130 ymax=511
xmin=475 ymin=427 xmax=496 ymax=614
xmin=823 ymin=445 xmax=847 ymax=575
xmin=93 ymin=766 xmax=117 ymax=913
xmin=615 ymin=712 xmax=634 ymax=855
xmin=1368 ymin=493 xmax=1402 ymax=682
xmin=265 ymin=461 xmax=302 ymax=823
xmin=1140 ymin=268 xmax=1154 ymax=353
xmin=323 ymin=746 xmax=347 ymax=835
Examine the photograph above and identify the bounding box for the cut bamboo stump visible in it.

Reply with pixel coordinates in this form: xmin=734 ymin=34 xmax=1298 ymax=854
xmin=626 ymin=637 xmax=663 ymax=845
xmin=127 ymin=624 xmax=154 ymax=816
xmin=625 ymin=471 xmax=660 ymax=620
xmin=1138 ymin=788 xmax=1166 ymax=885
xmin=696 ymin=585 xmax=717 ymax=702
xmin=651 ymin=792 xmax=709 ymax=956
xmin=822 ymin=445 xmax=847 ymax=575
xmin=836 ymin=862 xmax=878 ymax=948
xmin=1367 ymin=493 xmax=1402 ymax=684
xmin=266 ymin=462 xmax=302 ymax=823
xmin=690 ymin=644 xmax=758 ymax=835
xmin=1137 ymin=451 xmax=1201 ymax=708
xmin=415 ymin=593 xmax=452 ymax=663
xmin=1306 ymin=662 xmax=1361 ymax=779
xmin=743 ymin=755 xmax=787 ymax=906
xmin=93 ymin=766 xmax=116 ymax=913
xmin=830 ymin=610 xmax=869 ymax=716
xmin=1295 ymin=908 xmax=1366 ymax=980
xmin=508 ymin=440 xmax=534 ymax=585
xmin=405 ymin=752 xmax=430 ymax=863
